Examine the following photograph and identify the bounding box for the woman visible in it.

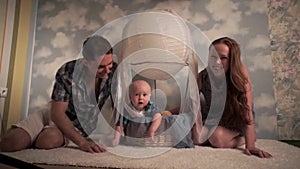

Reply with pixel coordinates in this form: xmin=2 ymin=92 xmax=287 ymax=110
xmin=198 ymin=37 xmax=272 ymax=158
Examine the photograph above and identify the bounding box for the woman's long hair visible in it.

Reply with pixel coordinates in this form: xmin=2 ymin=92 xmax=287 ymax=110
xmin=210 ymin=37 xmax=250 ymax=129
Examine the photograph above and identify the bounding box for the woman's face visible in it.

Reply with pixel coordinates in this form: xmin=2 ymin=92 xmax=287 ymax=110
xmin=208 ymin=43 xmax=230 ymax=78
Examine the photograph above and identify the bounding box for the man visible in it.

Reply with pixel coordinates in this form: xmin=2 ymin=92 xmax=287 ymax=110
xmin=0 ymin=35 xmax=117 ymax=153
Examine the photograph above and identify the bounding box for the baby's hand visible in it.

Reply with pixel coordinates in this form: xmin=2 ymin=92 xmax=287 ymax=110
xmin=147 ymin=132 xmax=158 ymax=143
xmin=162 ymin=110 xmax=172 ymax=116
xmin=111 ymin=138 xmax=120 ymax=147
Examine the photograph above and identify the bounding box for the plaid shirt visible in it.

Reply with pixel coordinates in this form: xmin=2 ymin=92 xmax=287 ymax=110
xmin=51 ymin=59 xmax=117 ymax=136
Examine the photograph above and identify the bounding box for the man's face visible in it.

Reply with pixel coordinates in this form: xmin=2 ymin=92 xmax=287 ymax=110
xmin=87 ymin=54 xmax=113 ymax=79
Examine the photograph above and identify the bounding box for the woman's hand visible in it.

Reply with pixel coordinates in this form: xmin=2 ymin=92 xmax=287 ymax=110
xmin=245 ymin=147 xmax=272 ymax=158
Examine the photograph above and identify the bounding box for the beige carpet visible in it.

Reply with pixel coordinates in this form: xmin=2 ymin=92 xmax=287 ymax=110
xmin=2 ymin=139 xmax=300 ymax=169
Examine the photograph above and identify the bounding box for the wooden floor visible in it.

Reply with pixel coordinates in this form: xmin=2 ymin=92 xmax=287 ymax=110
xmin=0 ymin=153 xmax=112 ymax=169
xmin=0 ymin=163 xmax=111 ymax=169
xmin=0 ymin=163 xmax=15 ymax=169
xmin=37 ymin=164 xmax=110 ymax=169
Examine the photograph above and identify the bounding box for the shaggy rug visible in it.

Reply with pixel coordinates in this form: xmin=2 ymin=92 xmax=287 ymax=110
xmin=1 ymin=139 xmax=300 ymax=169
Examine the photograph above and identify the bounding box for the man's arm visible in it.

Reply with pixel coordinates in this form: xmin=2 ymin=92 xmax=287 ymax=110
xmin=51 ymin=101 xmax=106 ymax=153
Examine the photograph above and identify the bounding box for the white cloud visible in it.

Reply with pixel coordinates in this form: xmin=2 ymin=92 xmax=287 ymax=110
xmin=254 ymin=93 xmax=275 ymax=109
xmin=32 ymin=38 xmax=80 ymax=80
xmin=245 ymin=0 xmax=267 ymax=15
xmin=206 ymin=0 xmax=238 ymax=21
xmin=31 ymin=45 xmax=78 ymax=109
xmin=189 ymin=12 xmax=209 ymax=25
xmin=39 ymin=1 xmax=55 ymax=12
xmin=51 ymin=32 xmax=71 ymax=48
xmin=94 ymin=14 xmax=131 ymax=48
xmin=32 ymin=57 xmax=64 ymax=79
xmin=204 ymin=19 xmax=248 ymax=41
xmin=86 ymin=20 xmax=101 ymax=32
xmin=203 ymin=0 xmax=248 ymax=40
xmin=255 ymin=114 xmax=277 ymax=136
xmin=248 ymin=52 xmax=272 ymax=71
xmin=100 ymin=2 xmax=125 ymax=24
xmin=39 ymin=15 xmax=62 ymax=31
xmin=246 ymin=34 xmax=270 ymax=50
xmin=29 ymin=95 xmax=49 ymax=111
xmin=151 ymin=1 xmax=192 ymax=19
xmin=63 ymin=47 xmax=79 ymax=60
xmin=39 ymin=2 xmax=88 ymax=31
xmin=57 ymin=0 xmax=69 ymax=2
xmin=34 ymin=46 xmax=52 ymax=59
xmin=47 ymin=82 xmax=55 ymax=97
xmin=131 ymin=0 xmax=151 ymax=5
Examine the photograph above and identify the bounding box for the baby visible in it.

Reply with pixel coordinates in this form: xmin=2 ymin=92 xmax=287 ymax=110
xmin=112 ymin=80 xmax=170 ymax=146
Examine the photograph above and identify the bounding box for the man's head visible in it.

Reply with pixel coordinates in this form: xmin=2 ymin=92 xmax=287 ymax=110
xmin=82 ymin=35 xmax=113 ymax=78
xmin=129 ymin=80 xmax=151 ymax=111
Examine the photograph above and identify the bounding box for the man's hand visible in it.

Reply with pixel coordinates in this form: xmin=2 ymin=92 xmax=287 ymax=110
xmin=79 ymin=140 xmax=106 ymax=153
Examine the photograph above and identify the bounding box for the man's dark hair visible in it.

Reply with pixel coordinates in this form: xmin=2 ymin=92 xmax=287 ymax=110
xmin=82 ymin=35 xmax=113 ymax=60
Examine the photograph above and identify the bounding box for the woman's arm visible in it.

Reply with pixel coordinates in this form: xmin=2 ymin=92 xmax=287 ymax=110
xmin=242 ymin=64 xmax=255 ymax=149
xmin=242 ymin=64 xmax=272 ymax=158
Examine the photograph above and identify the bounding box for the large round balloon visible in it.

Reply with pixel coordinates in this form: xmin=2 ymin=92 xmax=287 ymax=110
xmin=119 ymin=10 xmax=197 ymax=80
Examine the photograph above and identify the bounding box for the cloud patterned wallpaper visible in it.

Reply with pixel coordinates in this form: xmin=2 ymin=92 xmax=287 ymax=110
xmin=28 ymin=0 xmax=277 ymax=139
xmin=268 ymin=0 xmax=300 ymax=140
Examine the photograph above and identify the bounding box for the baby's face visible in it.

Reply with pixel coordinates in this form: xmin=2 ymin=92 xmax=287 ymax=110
xmin=129 ymin=81 xmax=151 ymax=111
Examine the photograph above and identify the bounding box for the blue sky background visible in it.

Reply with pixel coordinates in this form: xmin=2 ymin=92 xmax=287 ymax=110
xmin=28 ymin=0 xmax=277 ymax=139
